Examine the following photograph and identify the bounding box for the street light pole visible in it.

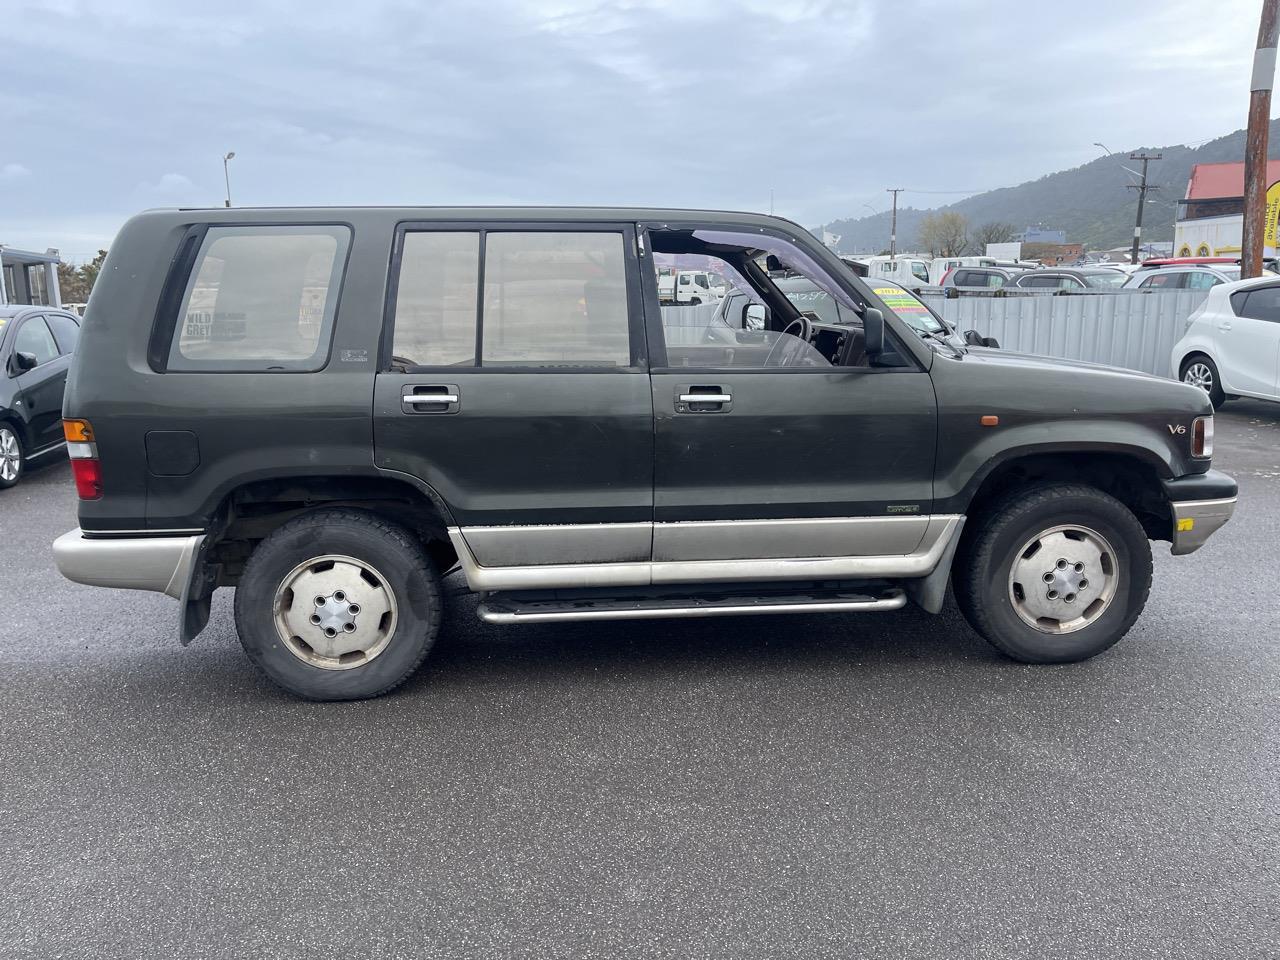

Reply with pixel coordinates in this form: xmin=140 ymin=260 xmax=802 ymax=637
xmin=1242 ymin=0 xmax=1279 ymax=278
xmin=886 ymin=187 xmax=903 ymax=259
xmin=223 ymin=151 xmax=236 ymax=208
xmin=1093 ymin=141 xmax=1112 ymax=159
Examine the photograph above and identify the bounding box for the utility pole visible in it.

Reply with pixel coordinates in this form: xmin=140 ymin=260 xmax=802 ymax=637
xmin=886 ymin=188 xmax=903 ymax=259
xmin=1127 ymin=153 xmax=1160 ymax=265
xmin=1243 ymin=0 xmax=1279 ymax=278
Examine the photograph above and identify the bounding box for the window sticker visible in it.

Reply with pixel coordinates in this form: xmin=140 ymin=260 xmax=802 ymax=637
xmin=873 ymin=285 xmax=931 ymax=316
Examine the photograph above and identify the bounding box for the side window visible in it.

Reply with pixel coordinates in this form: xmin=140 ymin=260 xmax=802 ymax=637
xmin=1059 ymin=276 xmax=1084 ymax=290
xmin=1238 ymin=286 xmax=1280 ymax=322
xmin=1022 ymin=275 xmax=1056 ymax=288
xmin=985 ymin=271 xmax=1006 ymax=288
xmin=26 ymin=266 xmax=49 ymax=306
xmin=480 ymin=232 xmax=631 ymax=368
xmin=168 ymin=225 xmax=349 ymax=372
xmin=1186 ymin=271 xmax=1220 ymax=290
xmin=911 ymin=261 xmax=929 ymax=283
xmin=1141 ymin=273 xmax=1179 ymax=289
xmin=392 ymin=232 xmax=481 ymax=366
xmin=44 ymin=313 xmax=81 ymax=354
xmin=679 ymin=274 xmax=691 ymax=286
xmin=14 ymin=317 xmax=59 ymax=366
xmin=952 ymin=270 xmax=973 ymax=286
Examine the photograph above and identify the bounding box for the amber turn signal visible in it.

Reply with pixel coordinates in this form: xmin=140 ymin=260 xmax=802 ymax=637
xmin=63 ymin=418 xmax=95 ymax=442
xmin=980 ymin=415 xmax=999 ymax=427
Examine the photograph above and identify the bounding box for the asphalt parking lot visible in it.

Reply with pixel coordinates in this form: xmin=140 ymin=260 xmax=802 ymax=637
xmin=3 ymin=403 xmax=1278 ymax=960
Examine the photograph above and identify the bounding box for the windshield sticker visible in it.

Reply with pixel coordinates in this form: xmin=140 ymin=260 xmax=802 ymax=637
xmin=873 ymin=285 xmax=930 ymax=315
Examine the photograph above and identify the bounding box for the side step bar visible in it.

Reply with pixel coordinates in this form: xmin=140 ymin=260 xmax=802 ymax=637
xmin=477 ymin=587 xmax=906 ymax=624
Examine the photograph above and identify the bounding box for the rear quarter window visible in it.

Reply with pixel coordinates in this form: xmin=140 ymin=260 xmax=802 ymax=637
xmin=164 ymin=224 xmax=350 ymax=372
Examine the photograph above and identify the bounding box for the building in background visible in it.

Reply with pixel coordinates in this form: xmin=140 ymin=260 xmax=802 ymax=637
xmin=1014 ymin=225 xmax=1067 ymax=244
xmin=1174 ymin=160 xmax=1280 ymax=258
xmin=0 ymin=246 xmax=62 ymax=306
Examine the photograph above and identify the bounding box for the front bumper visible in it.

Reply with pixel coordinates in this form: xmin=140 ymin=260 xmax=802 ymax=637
xmin=52 ymin=529 xmax=205 ymax=599
xmin=1169 ymin=498 xmax=1236 ymax=555
xmin=1163 ymin=469 xmax=1237 ymax=556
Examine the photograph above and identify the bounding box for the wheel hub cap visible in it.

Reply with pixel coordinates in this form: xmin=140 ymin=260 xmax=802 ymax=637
xmin=1008 ymin=525 xmax=1119 ymax=634
xmin=272 ymin=555 xmax=398 ymax=670
xmin=1184 ymin=363 xmax=1212 ymax=392
xmin=0 ymin=430 xmax=18 ymax=482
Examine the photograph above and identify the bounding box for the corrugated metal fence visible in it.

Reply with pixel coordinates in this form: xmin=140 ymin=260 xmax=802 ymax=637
xmin=663 ymin=292 xmax=1206 ymax=380
xmin=920 ymin=291 xmax=1208 ymax=378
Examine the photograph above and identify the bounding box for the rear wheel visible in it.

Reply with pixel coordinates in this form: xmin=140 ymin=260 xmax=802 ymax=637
xmin=954 ymin=484 xmax=1152 ymax=664
xmin=1180 ymin=354 xmax=1225 ymax=409
xmin=233 ymin=508 xmax=442 ymax=700
xmin=0 ymin=425 xmax=23 ymax=489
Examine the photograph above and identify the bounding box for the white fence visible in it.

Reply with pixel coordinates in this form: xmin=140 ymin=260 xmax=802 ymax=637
xmin=920 ymin=291 xmax=1208 ymax=379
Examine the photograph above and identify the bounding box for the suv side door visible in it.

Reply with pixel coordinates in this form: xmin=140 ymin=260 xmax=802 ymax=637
xmin=642 ymin=224 xmax=939 ymax=576
xmin=373 ymin=222 xmax=654 ymax=572
xmin=10 ymin=313 xmax=70 ymax=452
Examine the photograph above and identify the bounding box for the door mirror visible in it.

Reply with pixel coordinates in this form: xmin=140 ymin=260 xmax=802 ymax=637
xmin=963 ymin=329 xmax=1000 ymax=349
xmin=863 ymin=308 xmax=885 ymax=359
xmin=743 ymin=303 xmax=768 ymax=331
xmin=13 ymin=350 xmax=38 ymax=373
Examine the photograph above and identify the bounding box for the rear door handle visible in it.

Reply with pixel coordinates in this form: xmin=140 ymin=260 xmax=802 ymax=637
xmin=678 ymin=393 xmax=731 ymax=403
xmin=402 ymin=384 xmax=461 ymax=414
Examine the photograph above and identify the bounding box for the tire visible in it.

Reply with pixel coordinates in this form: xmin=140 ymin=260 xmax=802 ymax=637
xmin=1180 ymin=354 xmax=1226 ymax=409
xmin=690 ymin=298 xmax=702 ymax=306
xmin=954 ymin=483 xmax=1152 ymax=664
xmin=233 ymin=508 xmax=442 ymax=700
xmin=0 ymin=424 xmax=23 ymax=489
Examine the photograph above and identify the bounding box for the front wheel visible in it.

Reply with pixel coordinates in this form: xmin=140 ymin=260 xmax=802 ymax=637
xmin=233 ymin=508 xmax=442 ymax=700
xmin=954 ymin=484 xmax=1152 ymax=664
xmin=1180 ymin=355 xmax=1226 ymax=409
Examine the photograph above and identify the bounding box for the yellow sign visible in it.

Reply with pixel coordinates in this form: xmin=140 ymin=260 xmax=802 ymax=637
xmin=1265 ymin=180 xmax=1280 ymax=250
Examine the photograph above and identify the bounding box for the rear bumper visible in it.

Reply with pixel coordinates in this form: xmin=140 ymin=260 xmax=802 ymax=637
xmin=52 ymin=529 xmax=205 ymax=599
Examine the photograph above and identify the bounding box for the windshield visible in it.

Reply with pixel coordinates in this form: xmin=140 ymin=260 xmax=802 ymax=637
xmin=1083 ymin=272 xmax=1127 ymax=288
xmin=871 ymin=285 xmax=946 ymax=336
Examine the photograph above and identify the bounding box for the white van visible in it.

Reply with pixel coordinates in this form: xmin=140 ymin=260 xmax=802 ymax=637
xmin=863 ymin=255 xmax=932 ymax=287
xmin=929 ymin=256 xmax=997 ymax=285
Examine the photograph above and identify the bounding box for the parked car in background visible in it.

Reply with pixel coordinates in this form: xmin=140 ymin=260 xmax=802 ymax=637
xmin=929 ymin=255 xmax=996 ymax=284
xmin=1009 ymin=268 xmax=1128 ymax=291
xmin=0 ymin=305 xmax=81 ymax=489
xmin=862 ymin=255 xmax=932 ymax=288
xmin=1123 ymin=265 xmax=1241 ymax=290
xmin=938 ymin=265 xmax=1028 ymax=292
xmin=1172 ymin=274 xmax=1280 ymax=409
xmin=658 ymin=268 xmax=721 ymax=305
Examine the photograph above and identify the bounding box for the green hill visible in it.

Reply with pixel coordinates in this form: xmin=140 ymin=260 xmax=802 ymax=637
xmin=823 ymin=119 xmax=1280 ymax=254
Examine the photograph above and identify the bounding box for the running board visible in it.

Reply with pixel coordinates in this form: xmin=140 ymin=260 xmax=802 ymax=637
xmin=477 ymin=587 xmax=906 ymax=624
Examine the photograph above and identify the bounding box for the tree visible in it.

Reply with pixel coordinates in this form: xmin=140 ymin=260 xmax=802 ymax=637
xmin=917 ymin=212 xmax=969 ymax=257
xmin=973 ymin=221 xmax=1017 ymax=250
xmin=56 ymin=249 xmax=108 ymax=303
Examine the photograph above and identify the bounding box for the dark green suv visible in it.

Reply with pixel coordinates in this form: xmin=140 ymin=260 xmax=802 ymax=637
xmin=52 ymin=207 xmax=1236 ymax=700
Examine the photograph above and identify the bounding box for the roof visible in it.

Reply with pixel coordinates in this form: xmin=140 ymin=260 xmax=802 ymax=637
xmin=1185 ymin=161 xmax=1280 ymax=200
xmin=0 ymin=246 xmax=61 ymax=265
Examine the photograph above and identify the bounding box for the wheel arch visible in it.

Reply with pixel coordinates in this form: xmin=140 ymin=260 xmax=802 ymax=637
xmin=204 ymin=472 xmax=458 ymax=587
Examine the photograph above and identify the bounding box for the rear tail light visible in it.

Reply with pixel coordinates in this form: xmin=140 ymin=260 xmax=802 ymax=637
xmin=63 ymin=419 xmax=102 ymax=499
xmin=1191 ymin=416 xmax=1213 ymax=458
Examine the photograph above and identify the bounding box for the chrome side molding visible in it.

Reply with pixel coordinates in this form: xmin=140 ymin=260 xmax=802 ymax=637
xmin=449 ymin=515 xmax=964 ymax=592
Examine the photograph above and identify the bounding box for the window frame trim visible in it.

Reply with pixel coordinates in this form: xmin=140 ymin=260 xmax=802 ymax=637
xmin=381 ymin=219 xmax=648 ymax=375
xmin=149 ymin=220 xmax=354 ymax=374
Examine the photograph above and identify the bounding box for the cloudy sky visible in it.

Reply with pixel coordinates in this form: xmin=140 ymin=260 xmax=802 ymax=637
xmin=2 ymin=0 xmax=1267 ymax=261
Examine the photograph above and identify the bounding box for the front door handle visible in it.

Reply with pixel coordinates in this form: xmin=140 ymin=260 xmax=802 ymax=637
xmin=678 ymin=393 xmax=731 ymax=403
xmin=674 ymin=384 xmax=732 ymax=414
xmin=402 ymin=384 xmax=461 ymax=414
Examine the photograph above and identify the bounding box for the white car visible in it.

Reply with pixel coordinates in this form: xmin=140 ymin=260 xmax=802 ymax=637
xmin=1124 ymin=265 xmax=1240 ymax=290
xmin=1171 ymin=274 xmax=1280 ymax=408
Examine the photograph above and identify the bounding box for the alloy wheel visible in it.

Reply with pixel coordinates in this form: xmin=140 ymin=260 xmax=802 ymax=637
xmin=0 ymin=429 xmax=20 ymax=483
